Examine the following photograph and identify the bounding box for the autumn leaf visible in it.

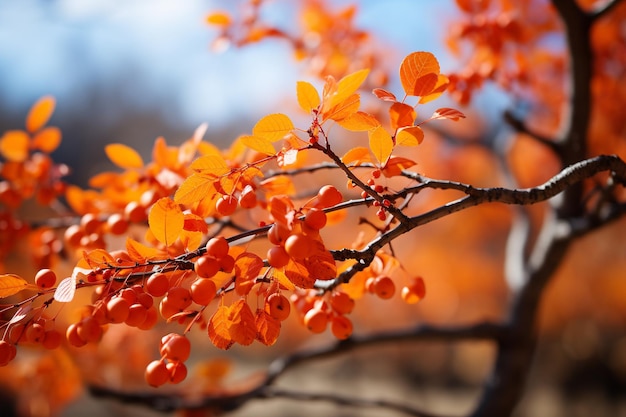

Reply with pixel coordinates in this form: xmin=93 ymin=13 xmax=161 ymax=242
xmin=234 ymin=252 xmax=264 ymax=296
xmin=382 ymin=156 xmax=417 ymax=177
xmin=336 ymin=111 xmax=381 ymax=131
xmin=252 ymin=113 xmax=294 ymax=142
xmin=189 ymin=154 xmax=229 ymax=176
xmin=430 ymin=107 xmax=466 ymax=121
xmin=30 ymin=126 xmax=62 ymax=154
xmin=240 ymin=135 xmax=276 ymax=156
xmin=399 ymin=52 xmax=440 ymax=97
xmin=323 ymin=93 xmax=360 ymax=122
xmin=419 ymin=74 xmax=450 ymax=104
xmin=105 ymin=143 xmax=144 ymax=169
xmin=126 ymin=237 xmax=166 ymax=262
xmin=369 ymin=126 xmax=394 ymax=166
xmin=206 ymin=11 xmax=231 ymax=26
xmin=389 ymin=102 xmax=417 ymax=130
xmin=26 ymin=96 xmax=56 ymax=133
xmin=372 ymin=88 xmax=397 ymax=102
xmin=395 ymin=126 xmax=424 ymax=147
xmin=83 ymin=249 xmax=115 ymax=269
xmin=296 ymin=81 xmax=321 ymax=113
xmin=342 ymin=146 xmax=372 ymax=166
xmin=174 ymin=174 xmax=216 ymax=206
xmin=228 ymin=299 xmax=257 ymax=346
xmin=208 ymin=305 xmax=234 ymax=350
xmin=149 ymin=198 xmax=184 ymax=246
xmin=302 ymin=240 xmax=336 ymax=281
xmin=411 ymin=73 xmax=439 ymax=97
xmin=0 ymin=274 xmax=30 ymax=298
xmin=284 ymin=259 xmax=317 ymax=288
xmin=271 ymin=268 xmax=296 ymax=291
xmin=183 ymin=213 xmax=209 ymax=233
xmin=53 ymin=276 xmax=76 ymax=303
xmin=255 ymin=309 xmax=281 ymax=346
xmin=0 ymin=130 xmax=30 ymax=162
xmin=328 ymin=68 xmax=369 ymax=109
xmin=260 ymin=175 xmax=296 ymax=197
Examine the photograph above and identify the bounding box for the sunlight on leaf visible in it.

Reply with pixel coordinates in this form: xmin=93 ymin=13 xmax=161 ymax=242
xmin=105 ymin=143 xmax=144 ymax=169
xmin=149 ymin=198 xmax=184 ymax=246
xmin=253 ymin=113 xmax=294 ymax=142
xmin=0 ymin=274 xmax=29 ymax=298
xmin=296 ymin=81 xmax=321 ymax=113
xmin=368 ymin=126 xmax=393 ymax=166
xmin=0 ymin=130 xmax=30 ymax=162
xmin=26 ymin=96 xmax=56 ymax=133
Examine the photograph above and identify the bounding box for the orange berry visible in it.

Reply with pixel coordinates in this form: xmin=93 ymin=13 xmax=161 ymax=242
xmin=106 ymin=213 xmax=129 ymax=235
xmin=267 ymin=223 xmax=290 ymax=246
xmin=317 ymin=185 xmax=342 ymax=208
xmin=190 ymin=278 xmax=217 ymax=306
xmin=265 ymin=293 xmax=291 ymax=321
xmin=137 ymin=292 xmax=154 ymax=309
xmin=329 ymin=291 xmax=355 ymax=315
xmin=125 ymin=201 xmax=147 ymax=223
xmin=77 ymin=316 xmax=103 ymax=343
xmin=80 ymin=213 xmax=101 ymax=234
xmin=215 ymin=194 xmax=237 ymax=216
xmin=106 ymin=297 xmax=131 ymax=323
xmin=35 ymin=268 xmax=57 ymax=290
xmin=42 ymin=330 xmax=62 ymax=350
xmin=401 ymin=277 xmax=426 ymax=304
xmin=0 ymin=341 xmax=17 ymax=366
xmin=195 ymin=255 xmax=220 ymax=278
xmin=26 ymin=322 xmax=46 ymax=343
xmin=159 ymin=297 xmax=181 ymax=320
xmin=331 ymin=315 xmax=353 ymax=340
xmin=146 ymin=272 xmax=169 ymax=297
xmin=284 ymin=233 xmax=312 ymax=259
xmin=125 ymin=304 xmax=149 ymax=327
xmin=238 ymin=185 xmax=257 ymax=209
xmin=160 ymin=333 xmax=191 ymax=362
xmin=66 ymin=323 xmax=87 ymax=347
xmin=303 ymin=308 xmax=328 ymax=333
xmin=167 ymin=361 xmax=188 ymax=384
xmin=138 ymin=306 xmax=159 ymax=330
xmin=219 ymin=254 xmax=235 ymax=273
xmin=165 ymin=287 xmax=192 ymax=309
xmin=145 ymin=360 xmax=169 ymax=387
xmin=267 ymin=246 xmax=290 ymax=268
xmin=373 ymin=276 xmax=395 ymax=299
xmin=205 ymin=236 xmax=229 ymax=259
xmin=304 ymin=208 xmax=327 ymax=230
xmin=64 ymin=224 xmax=85 ymax=247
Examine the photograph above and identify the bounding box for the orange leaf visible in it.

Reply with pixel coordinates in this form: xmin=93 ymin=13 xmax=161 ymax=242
xmin=372 ymin=88 xmax=397 ymax=102
xmin=149 ymin=197 xmax=184 ymax=246
xmin=389 ymin=102 xmax=417 ymax=130
xmin=260 ymin=175 xmax=295 ymax=197
xmin=53 ymin=276 xmax=76 ymax=303
xmin=190 ymin=154 xmax=229 ymax=176
xmin=419 ymin=74 xmax=450 ymax=104
xmin=323 ymin=93 xmax=360 ymax=122
xmin=341 ymin=146 xmax=372 ymax=166
xmin=399 ymin=52 xmax=440 ymax=97
xmin=296 ymin=81 xmax=321 ymax=113
xmin=0 ymin=130 xmax=30 ymax=162
xmin=252 ymin=114 xmax=294 ymax=142
xmin=183 ymin=213 xmax=209 ymax=233
xmin=180 ymin=229 xmax=203 ymax=252
xmin=206 ymin=11 xmax=231 ymax=26
xmin=31 ymin=126 xmax=62 ymax=153
xmin=328 ymin=68 xmax=369 ymax=109
xmin=174 ymin=174 xmax=216 ymax=206
xmin=368 ymin=126 xmax=393 ymax=166
xmin=271 ymin=268 xmax=296 ymax=291
xmin=302 ymin=240 xmax=336 ymax=281
xmin=336 ymin=111 xmax=380 ymax=131
xmin=208 ymin=305 xmax=234 ymax=350
xmin=267 ymin=195 xmax=295 ymax=225
xmin=0 ymin=274 xmax=29 ymax=298
xmin=382 ymin=156 xmax=417 ymax=177
xmin=240 ymin=135 xmax=276 ymax=156
xmin=26 ymin=96 xmax=56 ymax=133
xmin=228 ymin=299 xmax=256 ymax=346
xmin=284 ymin=259 xmax=316 ymax=288
xmin=105 ymin=143 xmax=144 ymax=169
xmin=255 ymin=309 xmax=281 ymax=346
xmin=83 ymin=249 xmax=115 ymax=269
xmin=234 ymin=252 xmax=264 ymax=296
xmin=410 ymin=73 xmax=439 ymax=97
xmin=395 ymin=126 xmax=424 ymax=147
xmin=430 ymin=107 xmax=466 ymax=122
xmin=455 ymin=0 xmax=490 ymax=13
xmin=126 ymin=237 xmax=166 ymax=262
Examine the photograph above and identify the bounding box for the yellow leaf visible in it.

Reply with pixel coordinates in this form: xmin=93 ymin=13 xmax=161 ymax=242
xmin=336 ymin=111 xmax=381 ymax=131
xmin=189 ymin=154 xmax=229 ymax=177
xmin=252 ymin=113 xmax=294 ymax=142
xmin=83 ymin=249 xmax=115 ymax=269
xmin=396 ymin=126 xmax=424 ymax=147
xmin=126 ymin=237 xmax=166 ymax=262
xmin=148 ymin=197 xmax=184 ymax=246
xmin=271 ymin=268 xmax=296 ymax=291
xmin=0 ymin=130 xmax=30 ymax=162
xmin=341 ymin=146 xmax=372 ymax=166
xmin=240 ymin=135 xmax=276 ymax=156
xmin=329 ymin=68 xmax=369 ymax=109
xmin=206 ymin=11 xmax=231 ymax=26
xmin=0 ymin=274 xmax=29 ymax=298
xmin=399 ymin=52 xmax=440 ymax=97
xmin=31 ymin=127 xmax=62 ymax=153
xmin=368 ymin=126 xmax=393 ymax=166
xmin=296 ymin=81 xmax=320 ymax=113
xmin=105 ymin=143 xmax=144 ymax=169
xmin=26 ymin=96 xmax=56 ymax=133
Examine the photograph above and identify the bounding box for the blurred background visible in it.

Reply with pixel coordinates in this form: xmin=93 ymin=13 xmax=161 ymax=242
xmin=1 ymin=1 xmax=626 ymax=417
